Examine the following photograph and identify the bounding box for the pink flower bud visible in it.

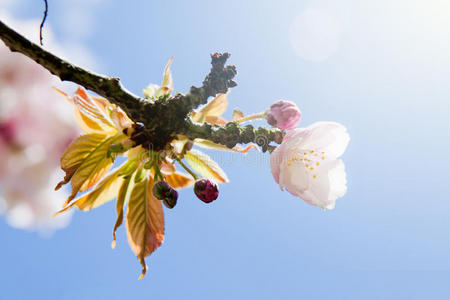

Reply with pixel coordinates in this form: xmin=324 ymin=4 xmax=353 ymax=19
xmin=266 ymin=100 xmax=301 ymax=130
xmin=194 ymin=179 xmax=219 ymax=203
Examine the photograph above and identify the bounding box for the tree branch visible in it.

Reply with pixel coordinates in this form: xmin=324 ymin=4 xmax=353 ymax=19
xmin=0 ymin=19 xmax=144 ymax=118
xmin=180 ymin=120 xmax=284 ymax=152
xmin=0 ymin=19 xmax=284 ymax=152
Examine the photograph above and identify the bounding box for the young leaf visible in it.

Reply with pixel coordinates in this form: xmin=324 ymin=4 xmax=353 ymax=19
xmin=184 ymin=149 xmax=229 ymax=183
xmin=56 ymin=133 xmax=110 ymax=190
xmin=142 ymin=57 xmax=174 ymax=99
xmin=142 ymin=84 xmax=159 ymax=99
xmin=165 ymin=171 xmax=195 ymax=189
xmin=64 ymin=135 xmax=125 ymax=206
xmin=204 ymin=115 xmax=228 ymax=125
xmin=161 ymin=56 xmax=174 ymax=93
xmin=72 ymin=88 xmax=116 ymax=128
xmin=192 ymin=93 xmax=228 ymax=123
xmin=126 ymin=176 xmax=164 ymax=280
xmin=55 ymin=87 xmax=116 ymax=134
xmin=55 ymin=166 xmax=124 ymax=215
xmin=91 ymin=96 xmax=110 ymax=113
xmin=160 ymin=161 xmax=176 ymax=174
xmin=231 ymin=109 xmax=244 ymax=121
xmin=73 ymin=108 xmax=111 ymax=134
xmin=112 ymin=175 xmax=134 ymax=249
xmin=194 ymin=138 xmax=257 ymax=154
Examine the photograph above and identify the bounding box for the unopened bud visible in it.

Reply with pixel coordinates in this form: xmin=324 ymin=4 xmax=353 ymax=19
xmin=266 ymin=100 xmax=301 ymax=130
xmin=162 ymin=190 xmax=178 ymax=209
xmin=153 ymin=181 xmax=171 ymax=200
xmin=194 ymin=179 xmax=219 ymax=203
xmin=153 ymin=181 xmax=178 ymax=209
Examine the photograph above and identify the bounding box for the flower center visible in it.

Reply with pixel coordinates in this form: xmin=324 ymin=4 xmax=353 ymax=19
xmin=286 ymin=149 xmax=326 ymax=179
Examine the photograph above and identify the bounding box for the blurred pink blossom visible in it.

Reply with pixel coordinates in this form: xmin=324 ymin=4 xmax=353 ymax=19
xmin=0 ymin=32 xmax=79 ymax=233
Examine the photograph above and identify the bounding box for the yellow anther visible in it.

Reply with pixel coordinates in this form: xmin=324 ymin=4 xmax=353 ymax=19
xmin=321 ymin=156 xmax=325 ymax=160
xmin=316 ymin=162 xmax=320 ymax=166
xmin=310 ymin=167 xmax=314 ymax=170
xmin=313 ymin=175 xmax=317 ymax=179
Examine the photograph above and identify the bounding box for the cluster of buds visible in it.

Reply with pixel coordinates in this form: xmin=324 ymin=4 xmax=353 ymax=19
xmin=153 ymin=181 xmax=178 ymax=208
xmin=152 ymin=178 xmax=219 ymax=207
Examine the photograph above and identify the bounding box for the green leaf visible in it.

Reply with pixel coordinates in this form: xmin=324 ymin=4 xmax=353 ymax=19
xmin=134 ymin=168 xmax=146 ymax=183
xmin=184 ymin=149 xmax=229 ymax=183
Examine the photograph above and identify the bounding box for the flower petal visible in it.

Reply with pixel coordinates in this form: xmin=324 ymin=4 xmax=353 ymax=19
xmin=278 ymin=153 xmax=309 ymax=195
xmin=270 ymin=145 xmax=284 ymax=184
xmin=296 ymin=159 xmax=347 ymax=210
xmin=285 ymin=122 xmax=350 ymax=159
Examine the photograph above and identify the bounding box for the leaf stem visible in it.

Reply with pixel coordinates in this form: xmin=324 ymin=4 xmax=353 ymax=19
xmin=175 ymin=157 xmax=199 ymax=180
xmin=153 ymin=165 xmax=164 ymax=182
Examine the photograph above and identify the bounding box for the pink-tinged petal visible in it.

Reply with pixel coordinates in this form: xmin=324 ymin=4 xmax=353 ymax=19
xmin=282 ymin=127 xmax=307 ymax=143
xmin=270 ymin=144 xmax=285 ymax=184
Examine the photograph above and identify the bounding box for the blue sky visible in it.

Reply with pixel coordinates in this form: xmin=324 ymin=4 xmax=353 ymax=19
xmin=1 ymin=0 xmax=450 ymax=299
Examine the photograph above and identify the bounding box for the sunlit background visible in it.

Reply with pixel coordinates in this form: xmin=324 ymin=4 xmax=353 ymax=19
xmin=1 ymin=0 xmax=450 ymax=299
